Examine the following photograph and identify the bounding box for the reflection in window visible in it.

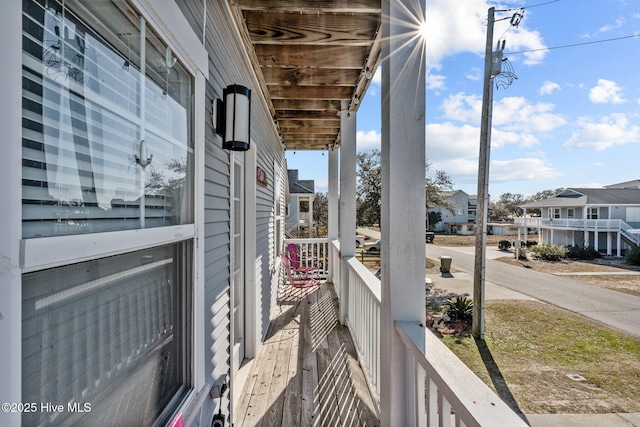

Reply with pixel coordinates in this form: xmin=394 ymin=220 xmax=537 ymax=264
xmin=22 ymin=0 xmax=193 ymax=238
xmin=22 ymin=242 xmax=192 ymax=426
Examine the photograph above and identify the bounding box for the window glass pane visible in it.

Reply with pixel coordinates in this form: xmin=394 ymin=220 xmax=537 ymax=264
xmin=22 ymin=0 xmax=193 ymax=238
xmin=22 ymin=242 xmax=192 ymax=426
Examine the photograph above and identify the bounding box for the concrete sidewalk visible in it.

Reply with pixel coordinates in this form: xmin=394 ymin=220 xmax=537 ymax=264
xmin=426 ymin=270 xmax=536 ymax=305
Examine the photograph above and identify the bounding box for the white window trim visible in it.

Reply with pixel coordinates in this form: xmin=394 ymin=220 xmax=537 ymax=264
xmin=21 ymin=224 xmax=195 ymax=273
xmin=19 ymin=0 xmax=210 ymax=422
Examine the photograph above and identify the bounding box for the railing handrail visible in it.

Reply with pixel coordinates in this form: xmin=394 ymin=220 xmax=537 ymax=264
xmin=284 ymin=237 xmax=329 ymax=244
xmin=515 ymin=217 xmax=633 ymax=231
xmin=345 ymin=256 xmax=381 ymax=302
xmin=395 ymin=321 xmax=529 ymax=427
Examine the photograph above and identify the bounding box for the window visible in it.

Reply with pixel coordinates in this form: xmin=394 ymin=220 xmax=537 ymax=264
xmin=22 ymin=0 xmax=193 ymax=238
xmin=587 ymin=208 xmax=598 ymax=219
xmin=300 ymin=200 xmax=309 ymax=213
xmin=22 ymin=242 xmax=192 ymax=426
xmin=567 ymin=208 xmax=575 ymax=219
xmin=21 ymin=1 xmax=196 ymax=425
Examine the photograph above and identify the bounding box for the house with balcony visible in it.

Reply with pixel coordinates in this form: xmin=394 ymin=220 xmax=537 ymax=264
xmin=285 ymin=169 xmax=315 ymax=237
xmin=516 ymin=182 xmax=640 ymax=256
xmin=428 ymin=190 xmax=478 ymax=234
xmin=1 ymin=1 xmax=527 ymax=426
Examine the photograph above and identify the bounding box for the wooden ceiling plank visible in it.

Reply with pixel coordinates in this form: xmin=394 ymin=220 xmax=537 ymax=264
xmin=277 ymin=110 xmax=340 ymax=120
xmin=255 ymin=45 xmax=370 ymax=68
xmin=268 ymin=85 xmax=353 ymax=99
xmin=245 ymin=12 xmax=378 ymax=46
xmin=279 ymin=120 xmax=340 ymax=129
xmin=273 ymin=99 xmax=341 ymax=110
xmin=262 ymin=67 xmax=361 ymax=86
xmin=238 ymin=0 xmax=381 ymax=14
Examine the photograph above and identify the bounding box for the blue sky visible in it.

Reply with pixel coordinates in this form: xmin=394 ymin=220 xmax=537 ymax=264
xmin=285 ymin=0 xmax=640 ymax=197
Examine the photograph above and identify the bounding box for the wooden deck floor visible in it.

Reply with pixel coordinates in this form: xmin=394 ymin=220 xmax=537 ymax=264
xmin=235 ymin=283 xmax=380 ymax=427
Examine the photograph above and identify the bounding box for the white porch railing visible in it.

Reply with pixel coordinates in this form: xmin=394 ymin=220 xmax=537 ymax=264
xmin=515 ymin=218 xmax=640 ymax=246
xmin=300 ymin=237 xmax=527 ymax=425
xmin=515 ymin=217 xmax=631 ymax=232
xmin=283 ymin=238 xmax=329 ymax=279
xmin=345 ymin=256 xmax=381 ymax=405
xmin=396 ymin=321 xmax=528 ymax=427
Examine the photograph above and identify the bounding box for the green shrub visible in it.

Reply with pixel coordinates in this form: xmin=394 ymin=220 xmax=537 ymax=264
xmin=627 ymin=245 xmax=640 ymax=266
xmin=444 ymin=296 xmax=473 ymax=321
xmin=567 ymin=245 xmax=601 ymax=260
xmin=530 ymin=243 xmax=568 ymax=261
xmin=514 ymin=246 xmax=527 ymax=260
xmin=498 ymin=240 xmax=512 ymax=250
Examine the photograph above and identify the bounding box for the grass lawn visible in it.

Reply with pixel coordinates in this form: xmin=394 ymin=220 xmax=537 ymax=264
xmin=440 ymin=300 xmax=640 ymax=414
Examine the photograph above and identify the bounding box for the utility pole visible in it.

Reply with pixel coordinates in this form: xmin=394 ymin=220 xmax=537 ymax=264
xmin=472 ymin=7 xmax=495 ymax=340
xmin=472 ymin=7 xmax=520 ymax=339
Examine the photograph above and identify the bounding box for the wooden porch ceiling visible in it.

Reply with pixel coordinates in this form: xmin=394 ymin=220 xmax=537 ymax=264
xmin=229 ymin=0 xmax=382 ymax=150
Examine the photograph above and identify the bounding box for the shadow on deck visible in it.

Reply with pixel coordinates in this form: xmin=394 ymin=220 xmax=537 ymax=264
xmin=235 ymin=283 xmax=380 ymax=426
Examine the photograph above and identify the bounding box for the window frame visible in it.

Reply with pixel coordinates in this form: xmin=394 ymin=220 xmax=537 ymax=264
xmin=17 ymin=0 xmax=209 ymax=424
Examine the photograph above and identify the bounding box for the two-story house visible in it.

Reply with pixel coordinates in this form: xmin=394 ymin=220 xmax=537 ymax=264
xmin=285 ymin=169 xmax=315 ymax=237
xmin=428 ymin=190 xmax=478 ymax=234
xmin=516 ymin=181 xmax=640 ymax=256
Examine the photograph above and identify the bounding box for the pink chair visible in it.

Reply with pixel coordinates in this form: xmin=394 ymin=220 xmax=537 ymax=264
xmin=280 ymin=253 xmax=322 ymax=313
xmin=285 ymin=243 xmax=319 ymax=276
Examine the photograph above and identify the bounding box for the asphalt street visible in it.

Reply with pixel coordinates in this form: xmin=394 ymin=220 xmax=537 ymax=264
xmin=428 ymin=245 xmax=640 ymax=338
xmin=356 ymin=227 xmax=640 ymax=337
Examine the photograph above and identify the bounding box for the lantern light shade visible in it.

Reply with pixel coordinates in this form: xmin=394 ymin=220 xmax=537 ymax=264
xmin=223 ymin=84 xmax=251 ymax=151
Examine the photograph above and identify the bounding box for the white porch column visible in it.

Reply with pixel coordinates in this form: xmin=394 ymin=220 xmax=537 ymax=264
xmin=339 ymin=100 xmax=357 ymax=324
xmin=328 ymin=148 xmax=339 ymax=281
xmin=308 ymin=195 xmax=314 ymax=237
xmin=617 ymin=232 xmax=622 ymax=257
xmin=380 ymin=0 xmax=426 ymax=424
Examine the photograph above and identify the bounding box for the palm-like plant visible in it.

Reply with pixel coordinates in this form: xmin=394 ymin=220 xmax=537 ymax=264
xmin=444 ymin=296 xmax=473 ymax=321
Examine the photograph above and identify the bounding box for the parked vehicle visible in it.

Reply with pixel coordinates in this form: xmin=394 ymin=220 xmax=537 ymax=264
xmin=426 ymin=232 xmax=435 ymax=243
xmin=356 ymin=235 xmax=365 ymax=247
xmin=364 ymin=238 xmax=381 ymax=253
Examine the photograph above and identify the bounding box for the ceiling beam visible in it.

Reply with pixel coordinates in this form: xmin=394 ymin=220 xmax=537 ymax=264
xmin=245 ymin=12 xmax=378 ymax=46
xmin=255 ymin=45 xmax=370 ymax=68
xmin=238 ymin=0 xmax=381 ymax=14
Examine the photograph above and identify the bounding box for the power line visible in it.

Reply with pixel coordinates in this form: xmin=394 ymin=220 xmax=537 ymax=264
xmin=507 ymin=32 xmax=640 ymax=55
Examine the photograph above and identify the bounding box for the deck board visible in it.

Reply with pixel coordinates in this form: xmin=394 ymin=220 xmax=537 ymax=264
xmin=235 ymin=283 xmax=380 ymax=426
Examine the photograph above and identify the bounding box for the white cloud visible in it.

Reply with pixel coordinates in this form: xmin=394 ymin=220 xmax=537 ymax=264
xmin=441 ymin=93 xmax=482 ymax=122
xmin=564 ymin=113 xmax=640 ymax=150
xmin=589 ymin=79 xmax=625 ymax=104
xmin=493 ymin=97 xmax=566 ymax=133
xmin=424 ymin=0 xmax=548 ymax=68
xmin=427 ymin=73 xmax=447 ymax=91
xmin=426 ymin=122 xmax=479 ymax=161
xmin=441 ymin=93 xmax=566 ymax=133
xmin=465 ymin=67 xmax=482 ymax=81
xmin=356 ymin=130 xmax=381 ymax=151
xmin=489 ymin=158 xmax=562 ymax=182
xmin=599 ymin=18 xmax=625 ymax=33
xmin=539 ymin=81 xmax=560 ymax=95
xmin=372 ymin=65 xmax=381 ymax=86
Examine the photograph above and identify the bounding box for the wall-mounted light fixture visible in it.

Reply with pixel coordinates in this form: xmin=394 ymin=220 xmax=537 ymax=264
xmin=212 ymin=84 xmax=251 ymax=151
